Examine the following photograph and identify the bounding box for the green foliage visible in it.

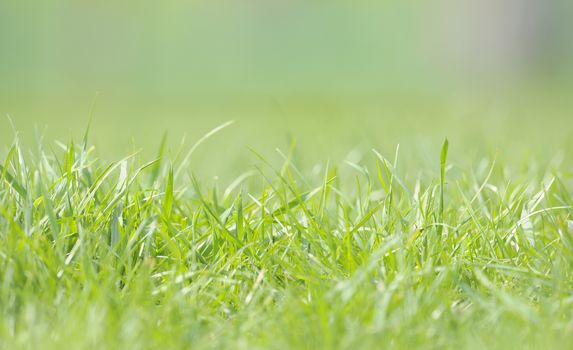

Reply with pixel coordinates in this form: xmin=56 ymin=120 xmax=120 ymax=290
xmin=0 ymin=133 xmax=572 ymax=350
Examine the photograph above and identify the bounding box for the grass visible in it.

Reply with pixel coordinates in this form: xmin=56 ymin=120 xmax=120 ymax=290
xmin=1 ymin=123 xmax=573 ymax=350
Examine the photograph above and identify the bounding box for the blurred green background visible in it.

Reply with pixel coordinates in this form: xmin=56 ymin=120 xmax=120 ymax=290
xmin=1 ymin=1 xmax=572 ymax=178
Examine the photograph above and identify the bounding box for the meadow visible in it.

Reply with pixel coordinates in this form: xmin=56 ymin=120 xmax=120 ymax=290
xmin=1 ymin=87 xmax=573 ymax=349
xmin=2 ymin=2 xmax=573 ymax=349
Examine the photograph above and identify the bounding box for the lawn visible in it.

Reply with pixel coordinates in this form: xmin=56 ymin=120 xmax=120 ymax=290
xmin=1 ymin=93 xmax=573 ymax=349
xmin=1 ymin=3 xmax=573 ymax=348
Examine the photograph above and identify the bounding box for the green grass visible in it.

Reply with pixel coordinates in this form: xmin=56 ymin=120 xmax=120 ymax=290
xmin=1 ymin=123 xmax=573 ymax=350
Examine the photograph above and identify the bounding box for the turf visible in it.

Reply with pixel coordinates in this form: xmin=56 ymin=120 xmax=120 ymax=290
xmin=1 ymin=124 xmax=573 ymax=350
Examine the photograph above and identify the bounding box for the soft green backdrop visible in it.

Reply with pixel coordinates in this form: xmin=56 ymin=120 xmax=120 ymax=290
xmin=1 ymin=1 xmax=572 ymax=178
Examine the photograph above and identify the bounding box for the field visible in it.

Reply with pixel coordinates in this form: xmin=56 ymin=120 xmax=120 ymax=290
xmin=2 ymin=2 xmax=573 ymax=349
xmin=1 ymin=89 xmax=573 ymax=350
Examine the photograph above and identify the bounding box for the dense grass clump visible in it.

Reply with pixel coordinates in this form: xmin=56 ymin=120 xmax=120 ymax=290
xmin=0 ymin=132 xmax=572 ymax=350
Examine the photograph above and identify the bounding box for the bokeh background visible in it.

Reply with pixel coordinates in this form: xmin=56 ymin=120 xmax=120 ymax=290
xmin=1 ymin=1 xmax=572 ymax=178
